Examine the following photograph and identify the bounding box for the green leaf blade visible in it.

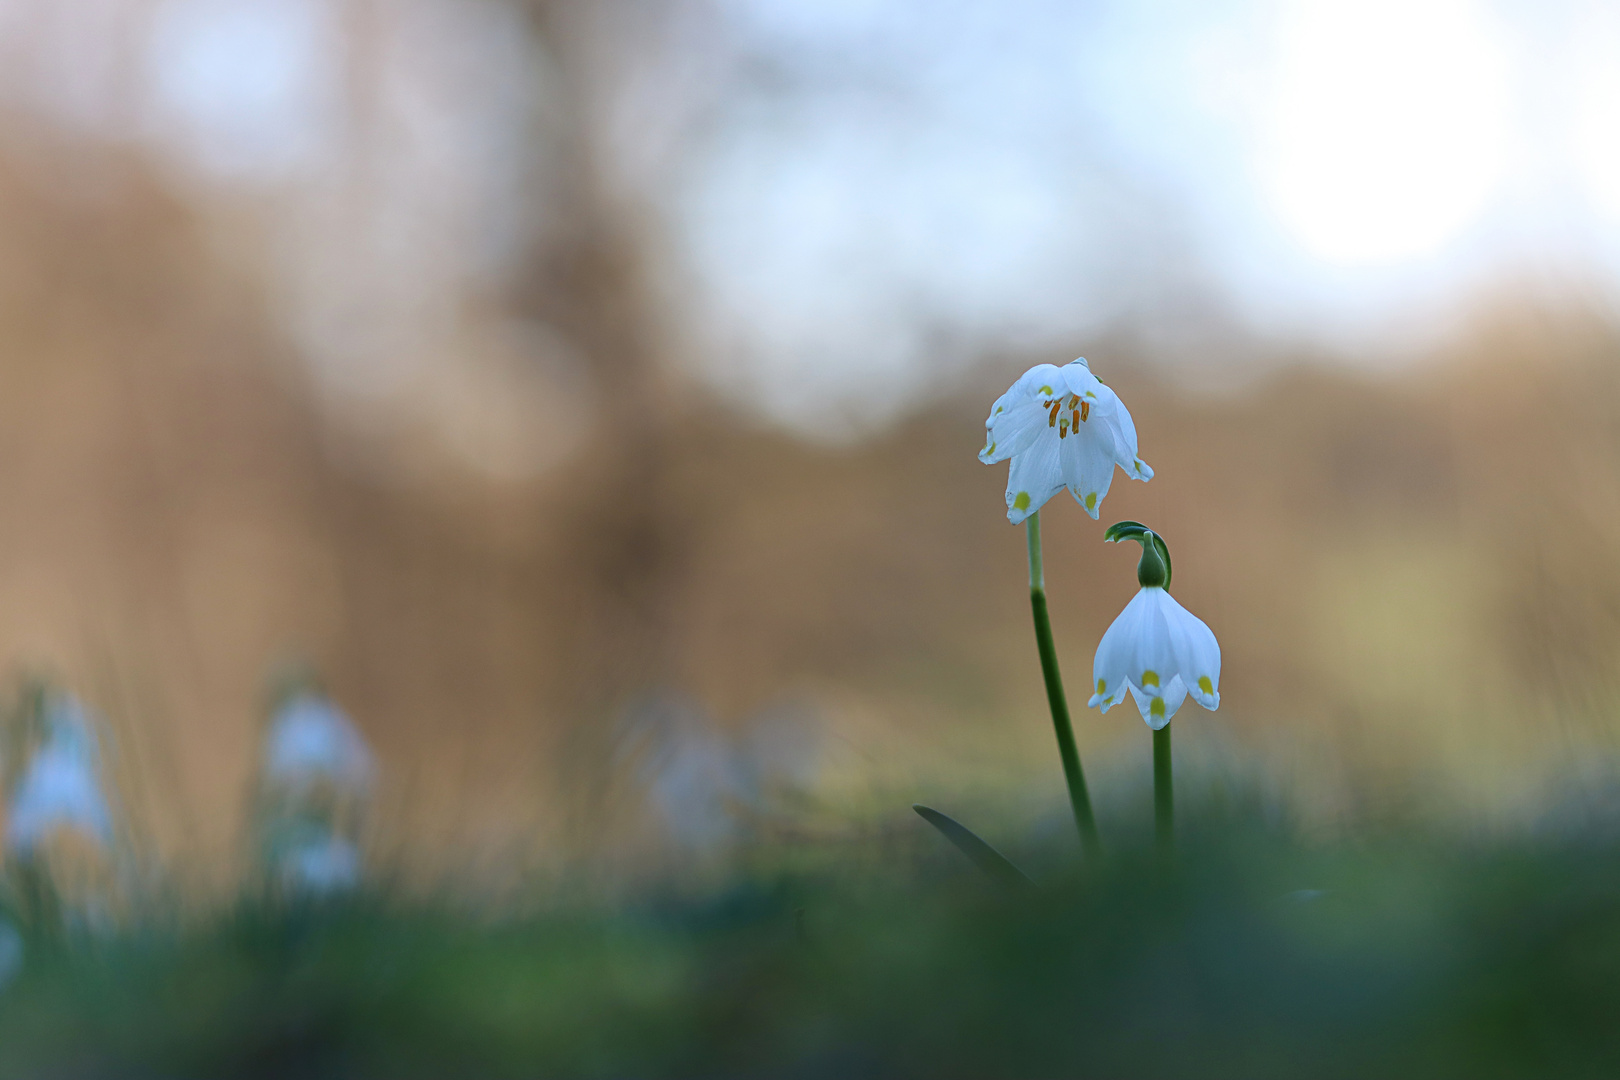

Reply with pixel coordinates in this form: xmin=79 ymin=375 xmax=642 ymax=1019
xmin=912 ymin=805 xmax=1035 ymax=890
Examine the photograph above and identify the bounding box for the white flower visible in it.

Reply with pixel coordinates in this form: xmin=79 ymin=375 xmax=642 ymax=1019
xmin=622 ymin=696 xmax=747 ymax=855
xmin=6 ymin=704 xmax=113 ymax=855
xmin=980 ymin=358 xmax=1153 ymax=523
xmin=1088 ymin=586 xmax=1221 ymax=730
xmin=264 ymin=693 xmax=375 ymax=795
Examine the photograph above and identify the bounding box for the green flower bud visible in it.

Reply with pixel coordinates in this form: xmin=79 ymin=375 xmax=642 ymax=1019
xmin=1103 ymin=520 xmax=1173 ymax=590
xmin=1136 ymin=533 xmax=1168 ymax=588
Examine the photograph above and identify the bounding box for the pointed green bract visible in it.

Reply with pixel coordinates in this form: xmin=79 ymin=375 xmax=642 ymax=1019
xmin=913 ymin=805 xmax=1034 ymax=890
xmin=1104 ymin=521 xmax=1172 ymax=589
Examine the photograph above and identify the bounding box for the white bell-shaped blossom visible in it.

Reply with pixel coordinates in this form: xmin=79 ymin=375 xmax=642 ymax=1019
xmin=621 ymin=696 xmax=748 ymax=856
xmin=6 ymin=698 xmax=113 ymax=855
xmin=263 ymin=692 xmax=375 ymax=795
xmin=1088 ymin=586 xmax=1221 ymax=730
xmin=980 ymin=358 xmax=1152 ymax=523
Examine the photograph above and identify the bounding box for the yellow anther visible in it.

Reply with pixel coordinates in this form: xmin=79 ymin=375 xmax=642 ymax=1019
xmin=1080 ymin=401 xmax=1090 ymax=422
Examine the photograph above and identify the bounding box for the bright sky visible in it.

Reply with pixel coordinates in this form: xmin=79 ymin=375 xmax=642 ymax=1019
xmin=682 ymin=0 xmax=1620 ymax=429
xmin=1261 ymin=0 xmax=1511 ymax=264
xmin=11 ymin=0 xmax=1620 ymax=436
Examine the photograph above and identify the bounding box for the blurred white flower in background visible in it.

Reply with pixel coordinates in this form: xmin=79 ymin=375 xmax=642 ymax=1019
xmin=263 ymin=692 xmax=375 ymax=796
xmin=277 ymin=828 xmax=361 ymax=896
xmin=624 ymin=697 xmax=746 ymax=856
xmin=980 ymin=358 xmax=1152 ymax=524
xmin=5 ymin=694 xmax=113 ymax=856
xmin=253 ymin=678 xmax=375 ymax=897
xmin=620 ymin=695 xmax=828 ymax=861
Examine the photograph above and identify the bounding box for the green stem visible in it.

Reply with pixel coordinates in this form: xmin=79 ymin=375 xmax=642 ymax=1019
xmin=1153 ymin=721 xmax=1174 ymax=854
xmin=1026 ymin=512 xmax=1100 ymax=856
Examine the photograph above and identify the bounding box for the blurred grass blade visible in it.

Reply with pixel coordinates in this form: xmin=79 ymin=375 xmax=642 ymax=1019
xmin=913 ymin=805 xmax=1034 ymax=890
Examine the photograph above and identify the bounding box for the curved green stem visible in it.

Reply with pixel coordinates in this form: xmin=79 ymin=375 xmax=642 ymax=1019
xmin=1026 ymin=512 xmax=1100 ymax=857
xmin=1154 ymin=721 xmax=1174 ymax=854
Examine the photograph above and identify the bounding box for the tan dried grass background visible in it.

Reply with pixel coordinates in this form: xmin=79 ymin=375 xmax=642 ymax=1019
xmin=0 ymin=121 xmax=1617 ymax=889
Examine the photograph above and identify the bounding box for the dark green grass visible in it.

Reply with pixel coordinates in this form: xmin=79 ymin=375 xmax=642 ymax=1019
xmin=6 ymin=817 xmax=1620 ymax=1079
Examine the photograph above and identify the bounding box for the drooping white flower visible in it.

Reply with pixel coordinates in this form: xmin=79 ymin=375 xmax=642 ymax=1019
xmin=980 ymin=358 xmax=1153 ymax=523
xmin=621 ymin=695 xmax=747 ymax=856
xmin=263 ymin=692 xmax=375 ymax=795
xmin=1088 ymin=585 xmax=1221 ymax=730
xmin=618 ymin=696 xmax=832 ymax=861
xmin=6 ymin=696 xmax=113 ymax=855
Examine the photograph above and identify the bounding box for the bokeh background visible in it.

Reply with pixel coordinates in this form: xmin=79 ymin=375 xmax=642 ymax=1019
xmin=0 ymin=0 xmax=1618 ymax=892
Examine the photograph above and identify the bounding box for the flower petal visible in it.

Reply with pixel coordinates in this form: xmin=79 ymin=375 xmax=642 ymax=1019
xmin=1058 ymin=360 xmax=1102 ymax=400
xmin=1130 ymin=676 xmax=1187 ymax=730
xmin=1015 ymin=364 xmax=1070 ymax=402
xmin=1089 ymin=382 xmax=1154 ymax=482
xmin=1058 ymin=418 xmax=1117 ymax=519
xmin=1126 ymin=588 xmax=1181 ymax=698
xmin=1004 ymin=430 xmax=1065 ymax=523
xmin=982 ymin=364 xmax=1069 ymax=464
xmin=979 ymin=388 xmax=1015 ymax=462
xmin=981 ymin=390 xmax=1047 ymax=464
xmin=1090 ymin=589 xmax=1152 ymax=711
xmin=1162 ymin=591 xmax=1221 ymax=710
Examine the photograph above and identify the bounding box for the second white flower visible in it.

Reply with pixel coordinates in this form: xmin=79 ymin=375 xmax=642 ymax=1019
xmin=1087 ymin=526 xmax=1221 ymax=730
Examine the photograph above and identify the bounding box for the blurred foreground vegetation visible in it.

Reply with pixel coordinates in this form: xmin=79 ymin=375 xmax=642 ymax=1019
xmin=8 ymin=803 xmax=1620 ymax=1079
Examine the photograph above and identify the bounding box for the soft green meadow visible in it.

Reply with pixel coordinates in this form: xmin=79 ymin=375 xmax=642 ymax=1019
xmin=5 ymin=805 xmax=1620 ymax=1079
